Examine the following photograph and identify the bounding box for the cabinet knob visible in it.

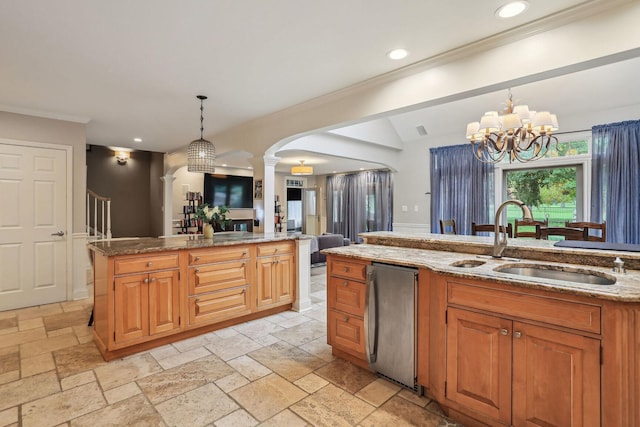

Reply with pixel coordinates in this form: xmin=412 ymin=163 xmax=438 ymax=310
xmin=514 ymin=331 xmax=522 ymax=339
xmin=343 ymin=316 xmax=349 ymax=322
xmin=341 ymin=281 xmax=348 ymax=287
xmin=195 ymin=298 xmax=200 ymax=303
xmin=500 ymin=328 xmax=508 ymax=336
xmin=242 ymin=251 xmax=247 ymax=256
xmin=242 ymin=289 xmax=246 ymax=294
xmin=150 ymin=278 xmax=156 ymax=282
xmin=274 ymin=248 xmax=279 ymax=252
xmin=195 ymin=268 xmax=200 ymax=273
xmin=144 ymin=278 xmax=149 ymax=284
xmin=195 ymin=256 xmax=201 ymax=262
xmin=147 ymin=261 xmax=153 ymax=267
xmin=343 ymin=267 xmax=348 ymax=272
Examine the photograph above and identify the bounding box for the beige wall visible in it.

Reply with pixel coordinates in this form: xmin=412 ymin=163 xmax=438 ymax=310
xmin=0 ymin=112 xmax=86 ymax=233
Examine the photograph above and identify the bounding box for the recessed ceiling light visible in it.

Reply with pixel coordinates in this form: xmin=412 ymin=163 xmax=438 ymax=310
xmin=133 ymin=138 xmax=142 ymax=142
xmin=359 ymin=167 xmax=365 ymax=171
xmin=221 ymin=164 xmax=228 ymax=167
xmin=496 ymin=1 xmax=529 ymax=18
xmin=387 ymin=48 xmax=408 ymax=60
xmin=248 ymin=166 xmax=253 ymax=170
xmin=332 ymin=171 xmax=337 ymax=174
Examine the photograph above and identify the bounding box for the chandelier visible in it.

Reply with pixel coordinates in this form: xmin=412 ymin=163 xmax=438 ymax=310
xmin=291 ymin=160 xmax=313 ymax=175
xmin=187 ymin=95 xmax=216 ymax=173
xmin=465 ymin=90 xmax=559 ymax=163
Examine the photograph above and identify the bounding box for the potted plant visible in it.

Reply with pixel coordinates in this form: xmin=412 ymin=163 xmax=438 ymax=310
xmin=195 ymin=204 xmax=232 ymax=237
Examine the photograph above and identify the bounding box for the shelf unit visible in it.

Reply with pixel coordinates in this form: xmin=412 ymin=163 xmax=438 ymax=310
xmin=176 ymin=192 xmax=203 ymax=234
xmin=275 ymin=198 xmax=283 ymax=232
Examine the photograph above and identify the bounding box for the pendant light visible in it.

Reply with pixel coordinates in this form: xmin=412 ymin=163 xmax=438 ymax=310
xmin=187 ymin=95 xmax=216 ymax=173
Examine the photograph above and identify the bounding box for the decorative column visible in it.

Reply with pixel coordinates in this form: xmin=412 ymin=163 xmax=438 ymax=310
xmin=160 ymin=174 xmax=176 ymax=236
xmin=263 ymin=155 xmax=279 ymax=234
xmin=293 ymin=238 xmax=312 ymax=312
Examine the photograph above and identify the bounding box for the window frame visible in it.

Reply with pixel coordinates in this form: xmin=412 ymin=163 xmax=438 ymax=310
xmin=493 ymin=131 xmax=592 ymax=222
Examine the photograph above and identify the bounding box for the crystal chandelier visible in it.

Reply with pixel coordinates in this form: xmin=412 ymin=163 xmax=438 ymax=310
xmin=465 ymin=90 xmax=559 ymax=163
xmin=187 ymin=95 xmax=216 ymax=173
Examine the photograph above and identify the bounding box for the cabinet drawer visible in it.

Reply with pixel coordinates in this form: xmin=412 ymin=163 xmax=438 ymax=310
xmin=189 ymin=260 xmax=250 ymax=295
xmin=256 ymin=241 xmax=294 ymax=257
xmin=188 ymin=246 xmax=251 ymax=265
xmin=329 ymin=258 xmax=369 ymax=282
xmin=328 ymin=277 xmax=366 ymax=317
xmin=114 ymin=253 xmax=179 ymax=275
xmin=188 ymin=286 xmax=251 ymax=326
xmin=447 ymin=281 xmax=601 ymax=334
xmin=328 ymin=309 xmax=366 ymax=360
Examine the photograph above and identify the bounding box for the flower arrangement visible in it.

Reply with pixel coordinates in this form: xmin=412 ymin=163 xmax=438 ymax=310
xmin=195 ymin=204 xmax=232 ymax=231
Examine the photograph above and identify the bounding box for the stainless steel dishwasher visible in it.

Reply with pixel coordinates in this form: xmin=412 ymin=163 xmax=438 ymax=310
xmin=365 ymin=262 xmax=418 ymax=391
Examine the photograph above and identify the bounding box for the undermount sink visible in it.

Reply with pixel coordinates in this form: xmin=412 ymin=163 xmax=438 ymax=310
xmin=493 ymin=263 xmax=616 ymax=286
xmin=451 ymin=260 xmax=486 ymax=268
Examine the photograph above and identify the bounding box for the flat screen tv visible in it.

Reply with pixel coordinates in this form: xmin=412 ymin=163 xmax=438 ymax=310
xmin=203 ymin=174 xmax=253 ymax=208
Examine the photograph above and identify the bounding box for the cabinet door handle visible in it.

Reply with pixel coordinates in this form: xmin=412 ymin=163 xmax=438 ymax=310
xmin=274 ymin=248 xmax=279 ymax=252
xmin=195 ymin=298 xmax=200 ymax=303
xmin=150 ymin=278 xmax=156 ymax=282
xmin=195 ymin=268 xmax=200 ymax=273
xmin=500 ymin=328 xmax=508 ymax=336
xmin=195 ymin=256 xmax=201 ymax=262
xmin=147 ymin=261 xmax=153 ymax=267
xmin=343 ymin=316 xmax=349 ymax=322
xmin=343 ymin=267 xmax=349 ymax=272
xmin=341 ymin=281 xmax=349 ymax=287
xmin=514 ymin=331 xmax=522 ymax=339
xmin=242 ymin=251 xmax=247 ymax=256
xmin=242 ymin=289 xmax=246 ymax=294
xmin=144 ymin=278 xmax=149 ymax=284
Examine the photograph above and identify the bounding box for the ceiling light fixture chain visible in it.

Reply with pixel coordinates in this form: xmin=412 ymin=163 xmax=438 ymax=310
xmin=187 ymin=95 xmax=216 ymax=173
xmin=465 ymin=89 xmax=559 ymax=164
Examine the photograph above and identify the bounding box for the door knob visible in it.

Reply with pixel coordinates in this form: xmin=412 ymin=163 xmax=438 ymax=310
xmin=51 ymin=230 xmax=65 ymax=236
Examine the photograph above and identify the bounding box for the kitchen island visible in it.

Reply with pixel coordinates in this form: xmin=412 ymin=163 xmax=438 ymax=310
xmin=88 ymin=232 xmax=312 ymax=361
xmin=323 ymin=232 xmax=640 ymax=427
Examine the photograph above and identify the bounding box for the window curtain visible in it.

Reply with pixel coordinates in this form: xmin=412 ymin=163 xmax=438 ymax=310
xmin=591 ymin=120 xmax=640 ymax=243
xmin=430 ymin=144 xmax=494 ymax=235
xmin=326 ymin=170 xmax=393 ymax=242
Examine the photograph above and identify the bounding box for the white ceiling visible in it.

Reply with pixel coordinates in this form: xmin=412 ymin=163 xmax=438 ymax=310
xmin=1 ymin=0 xmax=637 ymax=175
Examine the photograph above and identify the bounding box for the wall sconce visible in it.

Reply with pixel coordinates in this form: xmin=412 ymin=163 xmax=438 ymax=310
xmin=115 ymin=150 xmax=130 ymax=165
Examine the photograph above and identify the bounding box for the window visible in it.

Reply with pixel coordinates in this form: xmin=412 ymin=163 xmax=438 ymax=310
xmin=495 ymin=134 xmax=591 ymax=233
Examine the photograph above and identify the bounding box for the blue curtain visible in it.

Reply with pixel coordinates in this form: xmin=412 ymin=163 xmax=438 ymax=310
xmin=430 ymin=144 xmax=494 ymax=235
xmin=326 ymin=170 xmax=393 ymax=242
xmin=591 ymin=120 xmax=640 ymax=243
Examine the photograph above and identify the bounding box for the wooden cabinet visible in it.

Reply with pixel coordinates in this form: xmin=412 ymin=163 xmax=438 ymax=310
xmin=91 ymin=239 xmax=299 ymax=361
xmin=326 ymin=255 xmax=370 ymax=366
xmin=444 ymin=279 xmax=601 ymax=427
xmin=187 ymin=246 xmax=252 ymax=326
xmin=113 ymin=255 xmax=180 ymax=347
xmin=256 ymin=242 xmax=295 ymax=309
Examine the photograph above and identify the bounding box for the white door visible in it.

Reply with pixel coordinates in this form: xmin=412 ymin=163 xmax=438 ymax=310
xmin=0 ymin=143 xmax=68 ymax=310
xmin=302 ymin=188 xmax=318 ymax=235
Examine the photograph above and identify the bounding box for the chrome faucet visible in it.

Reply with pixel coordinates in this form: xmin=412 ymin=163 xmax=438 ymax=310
xmin=493 ymin=199 xmax=532 ymax=258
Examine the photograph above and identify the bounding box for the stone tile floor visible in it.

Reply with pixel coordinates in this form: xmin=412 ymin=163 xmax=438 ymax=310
xmin=0 ymin=266 xmax=464 ymax=427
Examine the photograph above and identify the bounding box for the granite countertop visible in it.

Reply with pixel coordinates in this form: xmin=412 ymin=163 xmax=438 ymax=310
xmin=322 ymin=236 xmax=640 ymax=302
xmin=88 ymin=232 xmax=312 ymax=256
xmin=360 ymin=231 xmax=640 ymax=270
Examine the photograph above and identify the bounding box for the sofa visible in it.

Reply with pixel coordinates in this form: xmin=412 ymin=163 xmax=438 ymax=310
xmin=311 ymin=233 xmax=350 ymax=265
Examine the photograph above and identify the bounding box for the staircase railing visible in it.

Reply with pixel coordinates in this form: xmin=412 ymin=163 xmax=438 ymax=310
xmin=87 ymin=189 xmax=112 ymax=240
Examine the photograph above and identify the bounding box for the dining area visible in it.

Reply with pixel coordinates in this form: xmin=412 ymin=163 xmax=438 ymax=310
xmin=439 ymin=218 xmax=607 ymax=242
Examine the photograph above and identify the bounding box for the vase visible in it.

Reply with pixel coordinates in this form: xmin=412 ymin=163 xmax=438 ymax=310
xmin=203 ymin=223 xmax=214 ymax=238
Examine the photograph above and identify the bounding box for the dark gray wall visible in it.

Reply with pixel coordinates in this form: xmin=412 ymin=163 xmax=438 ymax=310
xmin=87 ymin=145 xmax=163 ymax=238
